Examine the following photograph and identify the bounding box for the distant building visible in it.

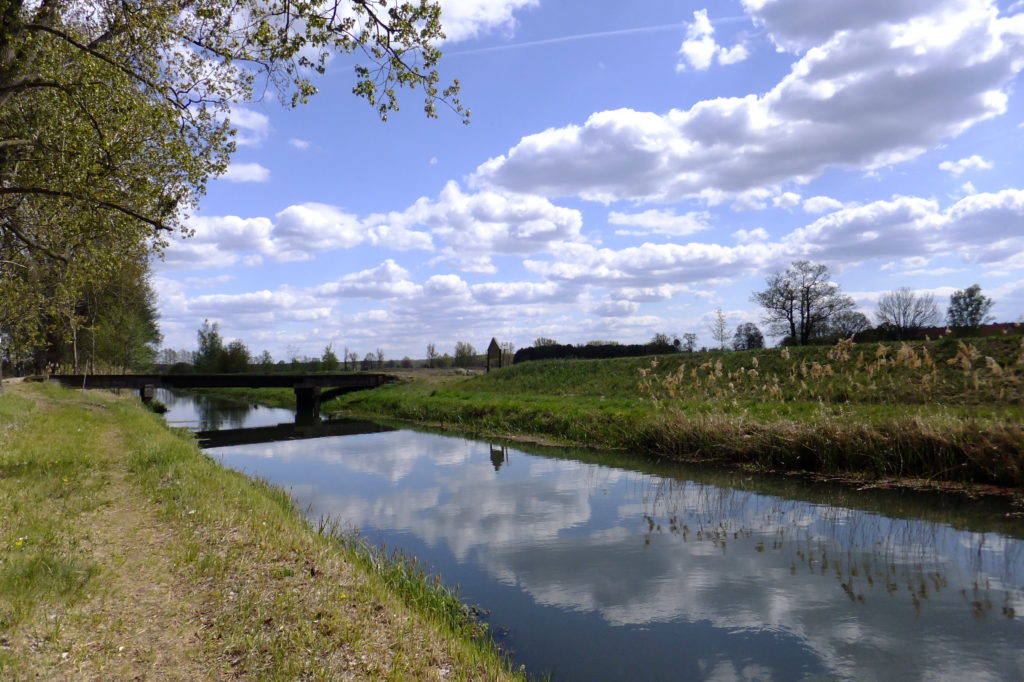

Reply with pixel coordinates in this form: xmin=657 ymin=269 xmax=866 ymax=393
xmin=486 ymin=338 xmax=503 ymax=372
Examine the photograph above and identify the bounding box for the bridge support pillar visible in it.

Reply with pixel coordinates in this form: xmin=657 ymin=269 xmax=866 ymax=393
xmin=139 ymin=384 xmax=155 ymax=405
xmin=295 ymin=386 xmax=322 ymax=424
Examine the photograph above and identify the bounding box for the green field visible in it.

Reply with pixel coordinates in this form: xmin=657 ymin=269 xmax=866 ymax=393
xmin=326 ymin=336 xmax=1024 ymax=488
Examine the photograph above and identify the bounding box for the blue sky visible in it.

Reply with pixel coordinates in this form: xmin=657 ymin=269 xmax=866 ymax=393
xmin=154 ymin=0 xmax=1024 ymax=361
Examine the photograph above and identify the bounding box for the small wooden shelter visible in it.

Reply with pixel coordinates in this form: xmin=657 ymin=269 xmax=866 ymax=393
xmin=486 ymin=337 xmax=503 ymax=372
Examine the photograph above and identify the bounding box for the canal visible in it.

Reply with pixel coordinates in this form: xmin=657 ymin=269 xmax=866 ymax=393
xmin=160 ymin=389 xmax=1024 ymax=681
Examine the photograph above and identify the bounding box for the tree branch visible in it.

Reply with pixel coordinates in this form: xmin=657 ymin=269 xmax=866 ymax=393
xmin=0 ymin=187 xmax=172 ymax=234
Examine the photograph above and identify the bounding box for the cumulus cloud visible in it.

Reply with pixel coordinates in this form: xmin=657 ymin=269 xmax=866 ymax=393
xmin=677 ymin=9 xmax=749 ymax=71
xmin=608 ymin=209 xmax=709 ymax=237
xmin=229 ymin=108 xmax=270 ymax=147
xmin=367 ymin=181 xmax=583 ymax=273
xmin=316 ymin=260 xmax=421 ymax=299
xmin=474 ymin=1 xmax=1024 ymax=203
xmin=221 ymin=162 xmax=270 ymax=183
xmin=288 ymin=138 xmax=311 ymax=150
xmin=939 ymin=154 xmax=993 ymax=175
xmin=436 ymin=0 xmax=539 ymax=42
xmin=802 ymin=196 xmax=846 ymax=214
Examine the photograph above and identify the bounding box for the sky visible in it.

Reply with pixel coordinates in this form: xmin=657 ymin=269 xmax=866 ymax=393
xmin=153 ymin=0 xmax=1024 ymax=361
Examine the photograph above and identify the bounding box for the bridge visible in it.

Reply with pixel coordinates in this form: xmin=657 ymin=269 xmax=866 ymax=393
xmin=52 ymin=373 xmax=395 ymax=420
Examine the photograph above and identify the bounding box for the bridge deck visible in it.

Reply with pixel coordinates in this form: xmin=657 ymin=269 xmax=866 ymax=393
xmin=52 ymin=373 xmax=391 ymax=390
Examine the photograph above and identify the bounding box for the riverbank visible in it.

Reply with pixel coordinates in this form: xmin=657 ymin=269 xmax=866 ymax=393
xmin=0 ymin=382 xmax=522 ymax=680
xmin=323 ymin=337 xmax=1024 ymax=489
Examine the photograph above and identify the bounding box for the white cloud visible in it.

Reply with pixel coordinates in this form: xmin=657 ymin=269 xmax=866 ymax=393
xmin=288 ymin=138 xmax=311 ymax=150
xmin=608 ymin=209 xmax=709 ymax=237
xmin=733 ymin=227 xmax=770 ymax=243
xmin=474 ymin=1 xmax=1024 ymax=203
xmin=272 ymin=203 xmax=366 ymax=258
xmin=939 ymin=154 xmax=993 ymax=175
xmin=436 ymin=0 xmax=540 ymax=42
xmin=316 ymin=260 xmax=421 ymax=299
xmin=367 ymin=181 xmax=583 ymax=273
xmin=677 ymin=10 xmax=749 ymax=71
xmin=773 ymin=192 xmax=802 ymax=209
xmin=229 ymin=108 xmax=270 ymax=147
xmin=221 ymin=162 xmax=270 ymax=183
xmin=802 ymin=196 xmax=846 ymax=213
xmin=591 ymin=299 xmax=639 ymax=317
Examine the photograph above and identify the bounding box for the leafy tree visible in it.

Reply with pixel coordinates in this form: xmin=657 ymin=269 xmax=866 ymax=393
xmin=710 ymin=309 xmax=730 ymax=350
xmin=400 ymin=356 xmax=413 ymax=369
xmin=947 ymin=284 xmax=994 ymax=332
xmin=752 ymin=260 xmax=855 ymax=345
xmin=732 ymin=323 xmax=764 ymax=350
xmin=827 ymin=311 xmax=871 ymax=339
xmin=321 ymin=344 xmax=340 ymax=372
xmin=533 ymin=337 xmax=558 ymax=347
xmin=195 ymin=320 xmax=225 ymax=372
xmin=1 ymin=0 xmax=463 ymax=366
xmin=875 ymin=288 xmax=940 ymax=339
xmin=222 ymin=340 xmax=251 ymax=373
xmin=454 ymin=341 xmax=477 ymax=368
xmin=257 ymin=350 xmax=274 ymax=370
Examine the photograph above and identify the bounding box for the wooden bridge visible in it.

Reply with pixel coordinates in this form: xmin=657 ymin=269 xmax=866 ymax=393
xmin=52 ymin=373 xmax=395 ymax=419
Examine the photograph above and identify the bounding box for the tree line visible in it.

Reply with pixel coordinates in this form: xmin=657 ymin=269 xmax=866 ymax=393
xmin=1 ymin=1 xmax=460 ymax=380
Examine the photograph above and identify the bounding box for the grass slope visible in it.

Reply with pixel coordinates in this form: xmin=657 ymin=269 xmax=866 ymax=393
xmin=0 ymin=382 xmax=522 ymax=681
xmin=328 ymin=336 xmax=1024 ymax=487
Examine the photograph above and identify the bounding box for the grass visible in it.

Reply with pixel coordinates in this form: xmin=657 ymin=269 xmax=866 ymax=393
xmin=0 ymin=381 xmax=524 ymax=680
xmin=323 ymin=336 xmax=1024 ymax=488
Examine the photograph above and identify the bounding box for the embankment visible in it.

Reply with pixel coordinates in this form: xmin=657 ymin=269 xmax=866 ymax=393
xmin=326 ymin=337 xmax=1024 ymax=488
xmin=0 ymin=381 xmax=522 ymax=680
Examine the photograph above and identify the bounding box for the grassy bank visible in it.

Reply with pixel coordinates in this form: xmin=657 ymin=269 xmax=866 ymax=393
xmin=324 ymin=337 xmax=1024 ymax=488
xmin=0 ymin=382 xmax=522 ymax=680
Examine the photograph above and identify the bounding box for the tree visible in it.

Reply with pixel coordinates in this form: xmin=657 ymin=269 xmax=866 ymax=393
xmin=710 ymin=309 xmax=729 ymax=350
xmin=682 ymin=333 xmax=698 ymax=352
xmin=875 ymin=288 xmax=940 ymax=339
xmin=222 ymin=340 xmax=251 ymax=373
xmin=533 ymin=337 xmax=558 ymax=347
xmin=827 ymin=311 xmax=871 ymax=339
xmin=195 ymin=320 xmax=225 ymax=372
xmin=321 ymin=344 xmax=339 ymax=372
xmin=361 ymin=352 xmax=376 ymax=370
xmin=752 ymin=261 xmax=855 ymax=345
xmin=947 ymin=284 xmax=994 ymax=332
xmin=454 ymin=341 xmax=477 ymax=368
xmin=346 ymin=350 xmax=359 ymax=370
xmin=425 ymin=343 xmax=439 ymax=368
xmin=257 ymin=350 xmax=274 ymax=370
xmin=732 ymin=323 xmax=764 ymax=350
xmin=500 ymin=341 xmax=516 ymax=366
xmin=1 ymin=0 xmax=463 ymax=366
xmin=375 ymin=348 xmax=385 ymax=368
xmin=400 ymin=356 xmax=413 ymax=369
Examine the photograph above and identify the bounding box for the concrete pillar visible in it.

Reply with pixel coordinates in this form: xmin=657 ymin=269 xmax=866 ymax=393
xmin=140 ymin=384 xmax=155 ymax=404
xmin=294 ymin=386 xmax=321 ymax=423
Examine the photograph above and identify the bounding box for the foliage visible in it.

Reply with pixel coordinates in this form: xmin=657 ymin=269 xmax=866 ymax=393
xmin=514 ymin=339 xmax=678 ymax=363
xmin=876 ymin=288 xmax=940 ymax=339
xmin=221 ymin=340 xmax=251 ymax=374
xmin=321 ymin=344 xmax=339 ymax=372
xmin=752 ymin=261 xmax=856 ymax=345
xmin=453 ymin=341 xmax=477 ymax=368
xmin=947 ymin=284 xmax=995 ymax=332
xmin=826 ymin=310 xmax=871 ymax=339
xmin=732 ymin=323 xmax=764 ymax=350
xmin=533 ymin=337 xmax=559 ymax=347
xmin=195 ymin=320 xmax=224 ymax=372
xmin=1 ymin=0 xmax=462 ymax=369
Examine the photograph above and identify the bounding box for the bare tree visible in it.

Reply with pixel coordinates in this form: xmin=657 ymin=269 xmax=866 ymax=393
xmin=752 ymin=261 xmax=855 ymax=345
xmin=682 ymin=333 xmax=698 ymax=352
xmin=425 ymin=343 xmax=439 ymax=368
xmin=710 ymin=309 xmax=730 ymax=349
xmin=375 ymin=348 xmax=385 ymax=367
xmin=875 ymin=288 xmax=939 ymax=339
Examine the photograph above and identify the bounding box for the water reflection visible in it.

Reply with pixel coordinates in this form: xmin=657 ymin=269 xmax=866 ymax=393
xmin=200 ymin=426 xmax=1024 ymax=681
xmin=158 ymin=388 xmax=295 ymax=431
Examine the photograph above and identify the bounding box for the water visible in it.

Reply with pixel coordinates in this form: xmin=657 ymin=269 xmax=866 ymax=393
xmin=160 ymin=389 xmax=1024 ymax=681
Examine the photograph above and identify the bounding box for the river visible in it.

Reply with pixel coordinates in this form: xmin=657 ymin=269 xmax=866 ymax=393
xmin=159 ymin=389 xmax=1024 ymax=681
